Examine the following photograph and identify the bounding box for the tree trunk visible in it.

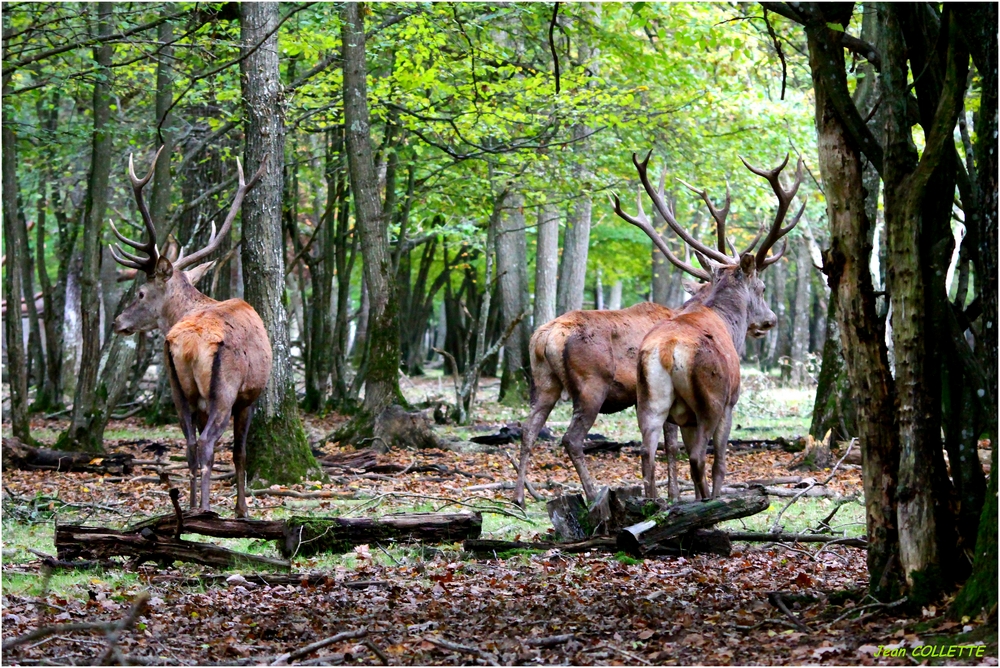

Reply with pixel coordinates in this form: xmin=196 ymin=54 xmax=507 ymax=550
xmin=789 ymin=237 xmax=812 ymax=385
xmin=341 ymin=1 xmax=403 ymax=422
xmin=150 ymin=19 xmax=174 ymax=245
xmin=809 ymin=294 xmax=856 ymax=440
xmin=950 ymin=1 xmax=998 ymax=619
xmin=2 ymin=75 xmax=30 ymax=442
xmin=497 ymin=193 xmax=530 ymax=404
xmin=763 ymin=256 xmax=787 ymax=372
xmin=806 ymin=9 xmax=904 ymax=600
xmin=608 ymin=281 xmax=622 ymax=310
xmin=60 ymin=2 xmax=115 ymax=452
xmin=880 ymin=3 xmax=967 ymax=601
xmin=239 ymin=1 xmax=316 ymax=485
xmin=533 ymin=204 xmax=558 ymax=328
xmin=557 ymin=169 xmax=592 ymax=314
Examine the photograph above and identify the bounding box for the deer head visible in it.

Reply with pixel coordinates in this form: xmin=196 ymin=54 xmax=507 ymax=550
xmin=613 ymin=151 xmax=803 ymax=338
xmin=111 ymin=147 xmax=267 ymax=335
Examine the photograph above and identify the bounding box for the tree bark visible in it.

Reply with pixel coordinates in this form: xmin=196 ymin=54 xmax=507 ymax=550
xmin=880 ymin=3 xmax=967 ymax=601
xmin=950 ymin=1 xmax=998 ymax=619
xmin=557 ymin=152 xmax=592 ymax=314
xmin=804 ymin=4 xmax=904 ymax=600
xmin=60 ymin=2 xmax=115 ymax=452
xmin=763 ymin=256 xmax=787 ymax=372
xmin=497 ymin=193 xmax=530 ymax=404
xmin=533 ymin=205 xmax=559 ymax=328
xmin=789 ymin=237 xmax=812 ymax=385
xmin=2 ymin=82 xmax=30 ymax=441
xmin=239 ymin=1 xmax=316 ymax=484
xmin=341 ymin=2 xmax=404 ymax=428
xmin=150 ymin=19 xmax=174 ymax=246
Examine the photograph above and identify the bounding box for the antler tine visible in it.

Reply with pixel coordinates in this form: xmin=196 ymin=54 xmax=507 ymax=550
xmin=633 ymin=152 xmax=734 ymax=266
xmin=677 ymin=177 xmax=732 ymax=256
xmin=611 ymin=191 xmax=710 ymax=281
xmin=108 ymin=243 xmax=145 ymax=270
xmin=127 ymin=146 xmax=164 ymax=259
xmin=740 ymin=154 xmax=805 ymax=269
xmin=174 ymin=154 xmax=269 ymax=271
xmin=740 ymin=225 xmax=765 ymax=255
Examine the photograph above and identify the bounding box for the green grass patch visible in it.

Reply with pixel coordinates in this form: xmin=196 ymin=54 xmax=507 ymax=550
xmin=719 ymin=496 xmax=866 ymax=537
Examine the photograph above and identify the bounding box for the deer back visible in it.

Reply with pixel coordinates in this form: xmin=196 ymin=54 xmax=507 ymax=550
xmin=165 ymin=299 xmax=272 ymax=408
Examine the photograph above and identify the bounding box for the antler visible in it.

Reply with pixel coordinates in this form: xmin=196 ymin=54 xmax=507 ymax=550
xmin=677 ymin=178 xmax=731 ymax=256
xmin=108 ymin=146 xmax=165 ymax=275
xmin=739 ymin=154 xmax=806 ymax=269
xmin=612 ymin=188 xmax=711 ymax=282
xmin=173 ymin=154 xmax=268 ymax=271
xmin=632 ymin=152 xmax=736 ymax=267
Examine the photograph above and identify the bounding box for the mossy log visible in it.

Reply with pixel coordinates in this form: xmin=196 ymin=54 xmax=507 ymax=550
xmin=54 ymin=524 xmax=290 ymax=569
xmin=283 ymin=512 xmax=482 ymax=558
xmin=2 ymin=437 xmax=133 ymax=474
xmin=617 ymin=490 xmax=769 ymax=557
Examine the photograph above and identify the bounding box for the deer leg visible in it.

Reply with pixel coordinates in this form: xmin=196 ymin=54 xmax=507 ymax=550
xmin=681 ymin=425 xmax=710 ymax=500
xmin=562 ymin=391 xmax=606 ymax=503
xmin=710 ymin=408 xmax=733 ymax=499
xmin=637 ymin=407 xmax=669 ymax=500
xmin=514 ymin=386 xmax=561 ymax=508
xmin=232 ymin=403 xmax=255 ymax=518
xmin=195 ymin=406 xmax=231 ymax=513
xmin=664 ymin=422 xmax=680 ymax=502
xmin=165 ymin=345 xmax=199 ymax=509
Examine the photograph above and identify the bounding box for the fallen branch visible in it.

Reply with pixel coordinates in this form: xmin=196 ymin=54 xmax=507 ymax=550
xmin=96 ymin=591 xmax=150 ymax=664
xmin=827 ymin=596 xmax=908 ymax=627
xmin=248 ymin=488 xmax=358 ymax=500
xmin=524 ymin=633 xmax=575 ymax=647
xmin=767 ymin=591 xmax=810 ymax=633
xmin=727 ymin=532 xmax=867 ymax=548
xmin=423 ymin=635 xmax=499 ymax=666
xmin=271 ymin=628 xmax=368 ymax=665
xmin=769 ymin=438 xmax=856 ymax=533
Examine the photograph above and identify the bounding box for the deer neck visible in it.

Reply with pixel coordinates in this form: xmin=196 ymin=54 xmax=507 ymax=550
xmin=699 ymin=283 xmax=749 ymax=357
xmin=158 ymin=276 xmax=217 ymax=333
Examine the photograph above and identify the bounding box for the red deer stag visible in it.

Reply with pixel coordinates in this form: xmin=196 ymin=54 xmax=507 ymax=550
xmin=513 ymin=176 xmax=725 ymax=508
xmin=614 ymin=151 xmax=803 ymax=500
xmin=110 ymin=147 xmax=270 ymax=518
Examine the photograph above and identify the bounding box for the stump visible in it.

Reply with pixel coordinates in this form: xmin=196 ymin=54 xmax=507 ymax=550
xmin=617 ymin=490 xmax=770 ymax=557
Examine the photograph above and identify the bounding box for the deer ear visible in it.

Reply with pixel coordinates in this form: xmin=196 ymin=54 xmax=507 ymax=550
xmin=154 ymin=256 xmax=174 ymax=281
xmin=682 ymin=280 xmax=703 ymax=295
xmin=183 ymin=261 xmax=215 ymax=286
xmin=739 ymin=252 xmax=755 ymax=276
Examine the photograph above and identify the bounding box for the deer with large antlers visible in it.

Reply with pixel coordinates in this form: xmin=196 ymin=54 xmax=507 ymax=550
xmin=111 ymin=147 xmax=270 ymax=517
xmin=613 ymin=151 xmax=803 ymax=500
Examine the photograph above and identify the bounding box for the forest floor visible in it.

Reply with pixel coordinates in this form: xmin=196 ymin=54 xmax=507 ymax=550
xmin=2 ymin=373 xmax=996 ymax=666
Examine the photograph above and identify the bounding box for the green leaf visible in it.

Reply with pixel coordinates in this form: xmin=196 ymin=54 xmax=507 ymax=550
xmin=826 ymin=22 xmax=845 ymax=32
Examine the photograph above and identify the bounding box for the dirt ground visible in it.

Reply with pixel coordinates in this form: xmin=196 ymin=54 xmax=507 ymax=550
xmin=1 ymin=399 xmax=996 ymax=666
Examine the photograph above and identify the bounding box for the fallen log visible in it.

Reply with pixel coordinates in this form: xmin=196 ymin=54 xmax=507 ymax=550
xmin=54 ymin=524 xmax=290 ymax=569
xmin=727 ymin=532 xmax=867 ymax=548
xmin=617 ymin=490 xmax=769 ymax=557
xmin=283 ymin=512 xmax=483 ymax=558
xmin=464 ymin=528 xmax=731 ymax=557
xmin=2 ymin=437 xmax=133 ymax=475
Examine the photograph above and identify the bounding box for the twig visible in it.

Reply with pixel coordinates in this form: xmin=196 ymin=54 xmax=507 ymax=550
xmin=826 ymin=596 xmax=908 ymax=627
xmin=248 ymin=488 xmax=357 ymax=500
xmin=363 ymin=638 xmax=390 ymax=665
xmin=767 ymin=591 xmax=810 ymax=633
xmin=500 ymin=446 xmax=544 ymax=502
xmin=736 ymin=617 xmax=811 ymax=632
xmin=96 ymin=591 xmax=150 ymax=664
xmin=423 ymin=635 xmax=499 ymax=665
xmin=524 ymin=633 xmax=575 ymax=647
xmin=3 ymin=622 xmax=117 ymax=652
xmin=769 ymin=438 xmax=856 ymax=533
xmin=271 ymin=629 xmax=368 ymax=665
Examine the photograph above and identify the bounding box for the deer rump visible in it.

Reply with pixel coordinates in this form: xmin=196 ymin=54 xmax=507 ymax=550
xmin=165 ymin=301 xmax=272 ymax=414
xmin=529 ymin=302 xmax=676 ymax=415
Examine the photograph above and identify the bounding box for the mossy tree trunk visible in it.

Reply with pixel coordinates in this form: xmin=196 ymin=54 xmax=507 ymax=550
xmin=497 ymin=193 xmax=530 ymax=405
xmin=239 ymin=1 xmax=316 ymax=485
